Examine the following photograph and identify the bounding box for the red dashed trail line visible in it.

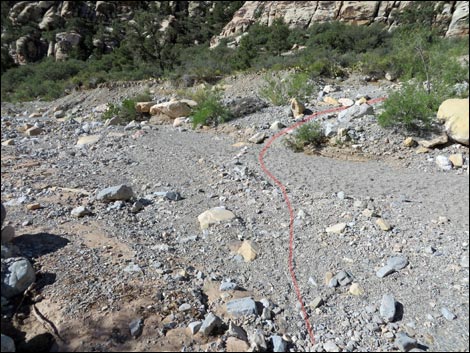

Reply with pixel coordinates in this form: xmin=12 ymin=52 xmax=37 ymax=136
xmin=258 ymin=97 xmax=386 ymax=346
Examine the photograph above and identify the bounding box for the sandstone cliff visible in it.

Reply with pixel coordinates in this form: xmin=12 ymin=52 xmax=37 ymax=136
xmin=211 ymin=1 xmax=469 ymax=47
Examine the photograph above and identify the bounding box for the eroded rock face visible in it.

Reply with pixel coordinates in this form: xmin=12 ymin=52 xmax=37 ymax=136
xmin=211 ymin=1 xmax=469 ymax=47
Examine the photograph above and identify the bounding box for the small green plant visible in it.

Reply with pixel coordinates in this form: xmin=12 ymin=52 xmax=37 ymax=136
xmin=190 ymin=89 xmax=232 ymax=128
xmin=285 ymin=122 xmax=326 ymax=152
xmin=260 ymin=72 xmax=316 ymax=106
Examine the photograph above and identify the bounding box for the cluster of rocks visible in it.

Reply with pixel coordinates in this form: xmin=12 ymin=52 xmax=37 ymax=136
xmin=1 ymin=203 xmax=37 ymax=353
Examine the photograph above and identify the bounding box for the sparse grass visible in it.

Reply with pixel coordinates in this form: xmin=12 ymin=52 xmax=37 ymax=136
xmin=285 ymin=122 xmax=326 ymax=152
xmin=260 ymin=72 xmax=316 ymax=106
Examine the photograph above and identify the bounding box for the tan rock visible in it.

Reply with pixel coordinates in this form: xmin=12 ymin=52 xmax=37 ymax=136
xmin=26 ymin=203 xmax=41 ymax=210
xmin=416 ymin=146 xmax=430 ymax=154
xmin=25 ymin=126 xmax=42 ymax=136
xmin=419 ymin=134 xmax=448 ymax=148
xmin=173 ymin=117 xmax=186 ymax=127
xmin=149 ymin=114 xmax=172 ymax=125
xmin=362 ymin=209 xmax=376 ymax=218
xmin=237 ymin=240 xmax=257 ymax=262
xmin=323 ymin=96 xmax=339 ymax=105
xmin=376 ymin=218 xmax=392 ymax=231
xmin=180 ymin=99 xmax=198 ymax=108
xmin=437 ymin=98 xmax=469 ymax=145
xmin=449 ymin=153 xmax=464 ymax=168
xmin=325 ymin=271 xmax=334 ymax=285
xmin=403 ymin=137 xmax=417 ymax=147
xmin=349 ymin=283 xmax=364 ymax=296
xmin=149 ymin=100 xmax=192 ymax=119
xmin=28 ymin=112 xmax=42 ymax=118
xmin=198 ymin=207 xmax=235 ymax=230
xmin=135 ymin=102 xmax=157 ymax=113
xmin=326 ymin=223 xmax=347 ymax=234
xmin=290 ymin=98 xmax=305 ymax=119
xmin=76 ymin=135 xmax=100 ymax=147
xmin=1 ymin=139 xmax=15 ymax=146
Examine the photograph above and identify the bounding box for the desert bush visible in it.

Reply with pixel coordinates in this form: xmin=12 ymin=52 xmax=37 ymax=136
xmin=285 ymin=122 xmax=326 ymax=152
xmin=260 ymin=72 xmax=316 ymax=106
xmin=190 ymin=89 xmax=232 ymax=128
xmin=102 ymin=91 xmax=152 ymax=122
xmin=378 ymin=82 xmax=441 ymax=131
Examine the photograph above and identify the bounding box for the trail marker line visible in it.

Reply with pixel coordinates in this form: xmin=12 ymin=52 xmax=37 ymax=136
xmin=258 ymin=97 xmax=386 ymax=346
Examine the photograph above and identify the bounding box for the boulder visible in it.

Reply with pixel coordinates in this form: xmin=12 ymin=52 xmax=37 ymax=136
xmin=290 ymin=98 xmax=305 ymax=119
xmin=149 ymin=100 xmax=192 ymax=119
xmin=1 ymin=257 xmax=36 ymax=298
xmin=437 ymin=98 xmax=469 ymax=145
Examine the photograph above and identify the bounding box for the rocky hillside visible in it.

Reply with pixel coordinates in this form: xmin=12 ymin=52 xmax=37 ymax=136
xmin=2 ymin=1 xmax=243 ymax=65
xmin=211 ymin=1 xmax=469 ymax=47
xmin=3 ymin=1 xmax=469 ymax=67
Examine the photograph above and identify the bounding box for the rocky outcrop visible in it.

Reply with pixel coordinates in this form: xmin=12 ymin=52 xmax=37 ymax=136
xmin=446 ymin=1 xmax=469 ymax=37
xmin=54 ymin=31 xmax=82 ymax=61
xmin=211 ymin=1 xmax=469 ymax=47
xmin=4 ymin=1 xmax=224 ymax=64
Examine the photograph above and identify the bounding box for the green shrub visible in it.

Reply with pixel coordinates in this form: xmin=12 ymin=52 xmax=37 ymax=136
xmin=378 ymin=82 xmax=441 ymax=131
xmin=285 ymin=122 xmax=326 ymax=152
xmin=190 ymin=89 xmax=232 ymax=128
xmin=260 ymin=72 xmax=316 ymax=106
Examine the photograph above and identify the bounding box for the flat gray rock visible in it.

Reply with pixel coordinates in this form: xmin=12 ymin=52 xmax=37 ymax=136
xmin=376 ymin=264 xmax=396 ymax=278
xmin=226 ymin=297 xmax=257 ymax=317
xmin=387 ymin=256 xmax=409 ymax=271
xmin=380 ymin=294 xmax=396 ymax=322
xmin=97 ymin=184 xmax=134 ymax=202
